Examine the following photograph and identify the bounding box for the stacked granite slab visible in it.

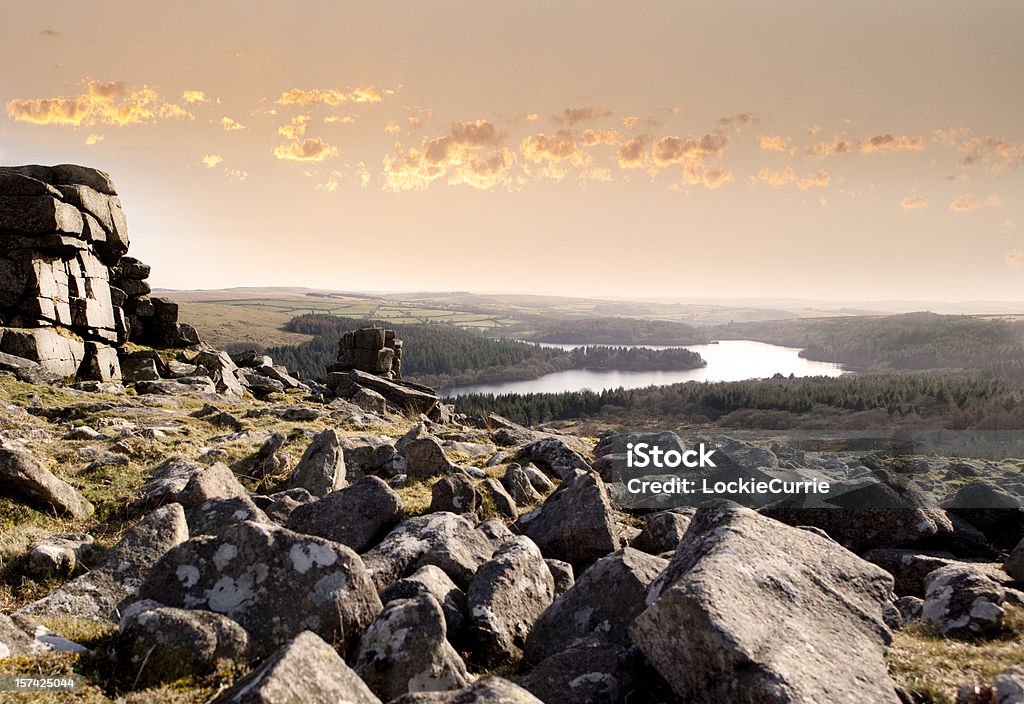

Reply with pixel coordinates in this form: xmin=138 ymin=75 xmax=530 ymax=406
xmin=0 ymin=164 xmax=198 ymax=381
xmin=334 ymin=328 xmax=403 ymax=379
xmin=110 ymin=258 xmax=199 ymax=348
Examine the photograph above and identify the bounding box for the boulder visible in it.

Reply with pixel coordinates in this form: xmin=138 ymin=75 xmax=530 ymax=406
xmin=117 ymin=602 xmax=250 ymax=686
xmin=544 ymin=559 xmax=575 ymax=597
xmin=254 ymin=432 xmax=289 ymax=478
xmin=923 ymin=564 xmax=1009 ymax=639
xmin=381 ymin=565 xmax=468 ymax=642
xmin=520 ymin=463 xmax=555 ymax=494
xmin=194 ymin=350 xmax=246 ymax=398
xmin=137 ymin=520 xmax=382 ymax=658
xmin=352 ymin=387 xmax=388 ymax=414
xmin=128 ymin=458 xmax=246 ymax=517
xmin=1006 ymin=538 xmax=1024 ymax=582
xmin=27 ymin=533 xmax=94 ymax=578
xmin=389 ymin=677 xmax=541 ymax=704
xmin=0 ymin=613 xmax=47 ymax=659
xmin=479 ymin=478 xmax=517 ymax=518
xmin=211 ymin=630 xmax=381 ymax=704
xmin=18 ymin=504 xmax=189 ymax=623
xmin=501 ymin=464 xmax=544 ymax=506
xmin=630 ymin=505 xmax=899 ymax=704
xmin=429 ymin=474 xmax=483 ymax=515
xmin=186 ymin=495 xmax=270 ymax=537
xmin=0 ymin=445 xmax=93 ymax=518
xmin=467 ymin=537 xmax=554 ymax=667
xmin=862 ymin=548 xmax=963 ymax=597
xmin=402 ymin=435 xmax=460 ymax=479
xmin=287 ymin=428 xmax=347 ymax=497
xmin=520 ymin=437 xmax=591 ymax=480
xmin=995 ymin=669 xmax=1024 ymax=704
xmin=340 ymin=435 xmax=398 ymax=479
xmin=354 ymin=594 xmax=473 ymax=701
xmin=287 ymin=476 xmax=403 ymax=553
xmin=632 ymin=509 xmax=694 ymax=554
xmin=514 ymin=470 xmax=621 ymax=569
xmin=517 ymin=638 xmax=635 ymax=704
xmin=362 ymin=512 xmax=499 ymax=591
xmin=762 ymin=470 xmax=954 ymax=553
xmin=525 ymin=547 xmax=666 ymax=664
xmin=941 ymin=480 xmax=1024 ymax=549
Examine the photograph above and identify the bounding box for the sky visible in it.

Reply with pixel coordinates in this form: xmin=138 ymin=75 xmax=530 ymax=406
xmin=1 ymin=0 xmax=1022 ymax=302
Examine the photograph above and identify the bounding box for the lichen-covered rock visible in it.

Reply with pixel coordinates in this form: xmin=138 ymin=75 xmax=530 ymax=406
xmin=514 ymin=470 xmax=621 ymax=569
xmin=402 ymin=433 xmax=460 ymax=479
xmin=362 ymin=512 xmax=499 ymax=591
xmin=128 ymin=458 xmax=246 ymax=517
xmin=287 ymin=428 xmax=347 ymax=498
xmin=631 ymin=505 xmax=899 ymax=704
xmin=525 ymin=547 xmax=666 ymax=664
xmin=479 ymin=478 xmax=517 ymax=518
xmin=185 ymin=495 xmax=270 ymax=537
xmin=27 ymin=533 xmax=94 ymax=578
xmin=517 ymin=638 xmax=635 ymax=704
xmin=18 ymin=504 xmax=189 ymax=623
xmin=429 ymin=474 xmax=483 ymax=515
xmin=467 ymin=537 xmax=554 ymax=667
xmin=354 ymin=594 xmax=473 ymax=701
xmin=543 ymin=559 xmax=575 ymax=597
xmin=923 ymin=564 xmax=1009 ymax=639
xmin=0 ymin=445 xmax=93 ymax=518
xmin=632 ymin=509 xmax=694 ymax=554
xmin=501 ymin=464 xmax=543 ymax=506
xmin=211 ymin=630 xmax=382 ymax=704
xmin=520 ymin=437 xmax=591 ymax=480
xmin=389 ymin=677 xmax=542 ymax=704
xmin=287 ymin=476 xmax=402 ymax=552
xmin=117 ymin=602 xmax=250 ymax=686
xmin=137 ymin=520 xmax=382 ymax=658
xmin=381 ymin=565 xmax=468 ymax=642
xmin=863 ymin=548 xmax=963 ymax=597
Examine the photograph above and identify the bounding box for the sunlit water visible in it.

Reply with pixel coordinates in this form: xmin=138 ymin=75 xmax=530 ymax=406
xmin=441 ymin=340 xmax=847 ymax=397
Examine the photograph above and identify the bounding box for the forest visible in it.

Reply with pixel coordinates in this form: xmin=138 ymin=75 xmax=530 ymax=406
xmin=452 ymin=372 xmax=1024 ymax=430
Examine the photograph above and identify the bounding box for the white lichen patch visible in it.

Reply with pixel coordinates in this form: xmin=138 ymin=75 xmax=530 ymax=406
xmin=213 ymin=543 xmax=238 ymax=571
xmin=206 ymin=573 xmax=255 ymax=613
xmin=176 ymin=565 xmax=200 ymax=588
xmin=289 ymin=542 xmax=338 ymax=574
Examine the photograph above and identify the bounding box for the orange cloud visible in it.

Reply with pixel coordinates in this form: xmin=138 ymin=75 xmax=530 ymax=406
xmin=756 ymin=167 xmax=829 ymax=189
xmin=1005 ymin=250 xmax=1024 ymax=267
xmin=272 ymin=137 xmax=338 ymax=162
xmin=900 ymin=195 xmax=929 ymax=210
xmin=949 ymin=194 xmax=981 ymax=212
xmin=278 ymin=114 xmax=311 ymax=140
xmin=385 ymin=119 xmax=513 ymax=190
xmin=552 ymin=107 xmax=613 ymax=125
xmin=702 ymin=168 xmax=734 ymax=189
xmin=201 ymin=154 xmax=223 ymax=168
xmin=580 ymin=128 xmax=619 ymax=146
xmin=277 ymin=86 xmax=383 ymax=107
xmin=652 ymin=133 xmax=729 ymax=165
xmin=181 ymin=90 xmax=208 ymax=104
xmin=7 ymin=79 xmax=193 ymax=127
xmin=1004 ymin=218 xmax=1018 ymax=233
xmin=805 ymin=137 xmax=855 ymax=158
xmin=616 ymin=136 xmax=649 ymax=169
xmin=985 ymin=194 xmax=1004 ymax=207
xmin=384 ymin=121 xmax=402 ymax=135
xmin=84 ymin=133 xmax=104 ymax=145
xmin=521 ymin=130 xmax=589 ymax=180
xmin=718 ymin=113 xmax=758 ymax=127
xmin=224 ymin=167 xmax=248 ymax=182
xmin=622 ymin=116 xmax=661 ymax=130
xmin=859 ymin=134 xmax=925 ymax=154
xmin=797 ymin=169 xmax=830 ymax=190
xmin=758 ymin=135 xmax=791 ymax=152
xmin=221 ymin=116 xmax=247 ymax=131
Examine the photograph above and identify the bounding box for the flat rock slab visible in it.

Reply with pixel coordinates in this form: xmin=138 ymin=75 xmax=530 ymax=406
xmin=0 ymin=445 xmax=93 ymax=518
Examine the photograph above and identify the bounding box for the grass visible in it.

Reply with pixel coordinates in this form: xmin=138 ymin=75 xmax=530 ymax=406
xmin=887 ymin=607 xmax=1024 ymax=703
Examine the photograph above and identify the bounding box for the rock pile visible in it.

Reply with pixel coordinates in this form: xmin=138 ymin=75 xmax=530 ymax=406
xmin=0 ymin=164 xmax=199 ymax=381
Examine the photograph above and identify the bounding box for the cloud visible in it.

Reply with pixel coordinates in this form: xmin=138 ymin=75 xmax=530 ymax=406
xmin=807 ymin=125 xmax=824 ymax=136
xmin=758 ymin=135 xmax=791 ymax=152
xmin=931 ymin=128 xmax=965 ymax=147
xmin=580 ymin=128 xmax=619 ymax=146
xmin=323 ymin=115 xmax=355 ymax=124
xmin=702 ymin=168 xmax=734 ymax=189
xmin=384 ymin=119 xmax=513 ymax=190
xmin=84 ymin=133 xmax=104 ymax=145
xmin=717 ymin=113 xmax=758 ymax=127
xmin=221 ymin=116 xmax=247 ymax=131
xmin=651 ymin=133 xmax=728 ymax=165
xmin=552 ymin=107 xmax=613 ymax=125
xmin=384 ymin=121 xmax=402 ymax=135
xmin=276 ymin=86 xmax=384 ymax=107
xmin=985 ymin=194 xmax=1003 ymax=207
xmin=520 ymin=129 xmax=589 ymax=180
xmin=406 ymin=116 xmax=422 ymax=129
xmin=900 ymin=195 xmax=929 ymax=210
xmin=622 ymin=116 xmax=661 ymax=130
xmin=756 ymin=167 xmax=829 ymax=189
xmin=949 ymin=194 xmax=981 ymax=212
xmin=181 ymin=90 xmax=208 ymax=104
xmin=224 ymin=167 xmax=248 ymax=182
xmin=272 ymin=137 xmax=338 ymax=162
xmin=202 ymin=154 xmax=223 ymax=168
xmin=796 ymin=169 xmax=830 ymax=190
xmin=357 ymin=161 xmax=371 ymax=188
xmin=7 ymin=79 xmax=193 ymax=127
xmin=805 ymin=137 xmax=855 ymax=158
xmin=278 ymin=114 xmax=311 ymax=140
xmin=859 ymin=134 xmax=925 ymax=154
xmin=616 ymin=136 xmax=649 ymax=169
xmin=1005 ymin=249 xmax=1024 ymax=267
xmin=1004 ymin=219 xmax=1018 ymax=233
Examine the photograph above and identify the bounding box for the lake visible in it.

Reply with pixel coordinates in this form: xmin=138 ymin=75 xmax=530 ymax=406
xmin=441 ymin=340 xmax=848 ymax=397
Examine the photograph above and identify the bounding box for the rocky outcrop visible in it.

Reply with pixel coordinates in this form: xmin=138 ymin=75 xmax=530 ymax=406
xmin=334 ymin=327 xmax=403 ymax=378
xmin=0 ymin=164 xmax=199 ymax=382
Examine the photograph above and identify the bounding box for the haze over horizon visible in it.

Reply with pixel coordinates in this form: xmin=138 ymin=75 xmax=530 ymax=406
xmin=2 ymin=1 xmax=1022 ymax=301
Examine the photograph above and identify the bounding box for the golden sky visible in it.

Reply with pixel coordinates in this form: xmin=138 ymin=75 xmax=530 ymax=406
xmin=2 ymin=1 xmax=1022 ymax=301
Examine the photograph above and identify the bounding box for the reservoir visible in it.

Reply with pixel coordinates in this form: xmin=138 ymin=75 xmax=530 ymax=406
xmin=442 ymin=339 xmax=847 ymax=397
